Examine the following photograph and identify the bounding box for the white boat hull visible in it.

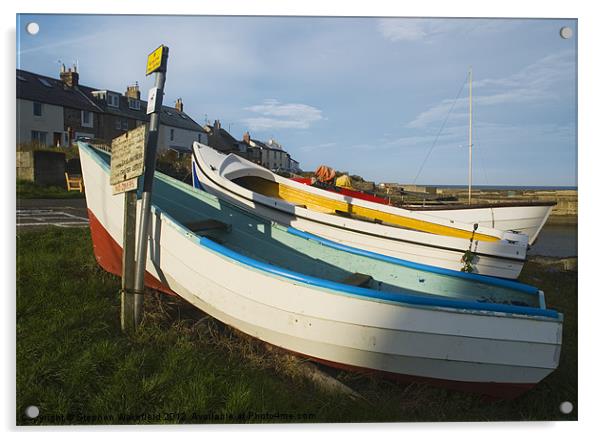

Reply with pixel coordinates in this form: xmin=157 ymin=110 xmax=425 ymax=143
xmin=79 ymin=143 xmax=562 ymax=398
xmin=192 ymin=144 xmax=529 ymax=279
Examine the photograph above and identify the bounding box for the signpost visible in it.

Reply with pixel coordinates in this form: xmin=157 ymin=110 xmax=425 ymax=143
xmin=110 ymin=125 xmax=147 ymax=331
xmin=132 ymin=45 xmax=169 ymax=327
xmin=111 ymin=44 xmax=168 ymax=332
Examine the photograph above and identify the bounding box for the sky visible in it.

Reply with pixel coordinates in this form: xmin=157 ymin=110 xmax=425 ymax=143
xmin=16 ymin=14 xmax=577 ymax=186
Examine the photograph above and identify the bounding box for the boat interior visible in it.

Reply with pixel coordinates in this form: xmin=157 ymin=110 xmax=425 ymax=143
xmin=230 ymin=175 xmax=500 ymax=243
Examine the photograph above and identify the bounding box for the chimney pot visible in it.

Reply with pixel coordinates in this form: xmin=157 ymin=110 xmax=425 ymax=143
xmin=175 ymin=98 xmax=183 ymax=112
xmin=60 ymin=64 xmax=79 ymax=88
xmin=125 ymin=84 xmax=141 ymax=100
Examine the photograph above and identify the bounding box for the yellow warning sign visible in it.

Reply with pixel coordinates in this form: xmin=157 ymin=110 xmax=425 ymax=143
xmin=146 ymin=45 xmax=165 ymax=75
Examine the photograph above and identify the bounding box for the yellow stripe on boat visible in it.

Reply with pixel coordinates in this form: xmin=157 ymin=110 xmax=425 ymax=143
xmin=238 ymin=176 xmax=499 ymax=242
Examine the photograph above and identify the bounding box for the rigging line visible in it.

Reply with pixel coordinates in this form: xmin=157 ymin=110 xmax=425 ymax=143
xmin=412 ymin=73 xmax=468 ymax=185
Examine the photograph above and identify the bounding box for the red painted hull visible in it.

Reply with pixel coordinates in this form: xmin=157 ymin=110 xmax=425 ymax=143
xmin=87 ymin=207 xmax=535 ymax=399
xmin=87 ymin=208 xmax=176 ymax=296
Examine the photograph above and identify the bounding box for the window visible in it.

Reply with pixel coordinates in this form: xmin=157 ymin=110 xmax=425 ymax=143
xmin=115 ymin=118 xmax=128 ymax=130
xmin=128 ymin=98 xmax=141 ymax=110
xmin=107 ymin=93 xmax=120 ymax=108
xmin=81 ymin=110 xmax=93 ymax=128
xmin=198 ymin=133 xmax=202 ymax=143
xmin=170 ymin=129 xmax=175 ymax=142
xmin=31 ymin=130 xmax=48 ymax=145
xmin=33 ymin=101 xmax=42 ymax=117
xmin=38 ymin=78 xmax=53 ymax=87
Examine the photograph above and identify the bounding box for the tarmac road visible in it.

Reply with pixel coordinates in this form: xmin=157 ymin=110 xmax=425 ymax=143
xmin=16 ymin=198 xmax=89 ymax=230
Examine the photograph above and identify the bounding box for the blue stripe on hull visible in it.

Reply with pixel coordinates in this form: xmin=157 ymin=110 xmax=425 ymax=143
xmin=192 ymin=161 xmax=202 ymax=189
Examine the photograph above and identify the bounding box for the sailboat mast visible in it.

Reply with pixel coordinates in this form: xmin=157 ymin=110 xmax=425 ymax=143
xmin=468 ymin=67 xmax=473 ymax=205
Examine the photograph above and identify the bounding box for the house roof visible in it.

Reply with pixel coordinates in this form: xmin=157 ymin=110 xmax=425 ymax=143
xmin=205 ymin=123 xmax=240 ymax=152
xmin=17 ymin=69 xmax=101 ymax=112
xmin=252 ymin=138 xmax=289 ymax=154
xmin=17 ymin=69 xmax=203 ymax=132
xmin=160 ymin=106 xmax=203 ymax=132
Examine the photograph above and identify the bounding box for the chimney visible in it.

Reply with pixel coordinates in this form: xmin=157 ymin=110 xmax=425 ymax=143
xmin=60 ymin=64 xmax=79 ymax=88
xmin=125 ymin=82 xmax=140 ymax=99
xmin=175 ymin=98 xmax=184 ymax=113
xmin=243 ymin=131 xmax=251 ymax=144
xmin=214 ymin=120 xmax=221 ymax=131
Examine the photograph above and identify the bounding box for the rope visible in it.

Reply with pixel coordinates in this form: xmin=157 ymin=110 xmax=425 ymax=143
xmin=412 ymin=73 xmax=468 ymax=184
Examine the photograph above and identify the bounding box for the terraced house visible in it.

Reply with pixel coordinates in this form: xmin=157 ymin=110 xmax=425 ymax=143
xmin=16 ymin=65 xmax=206 ymax=153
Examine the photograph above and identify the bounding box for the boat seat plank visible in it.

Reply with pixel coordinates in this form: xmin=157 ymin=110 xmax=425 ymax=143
xmin=341 ymin=272 xmax=373 ymax=288
xmin=184 ymin=219 xmax=230 ymax=234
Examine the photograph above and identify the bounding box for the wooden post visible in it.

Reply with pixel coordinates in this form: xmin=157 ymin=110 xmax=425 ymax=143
xmin=121 ymin=190 xmax=137 ymax=332
xmin=111 ymin=125 xmax=147 ymax=331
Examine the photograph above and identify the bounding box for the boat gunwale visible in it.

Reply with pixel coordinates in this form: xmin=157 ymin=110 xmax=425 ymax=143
xmin=402 ymin=201 xmax=558 ymax=210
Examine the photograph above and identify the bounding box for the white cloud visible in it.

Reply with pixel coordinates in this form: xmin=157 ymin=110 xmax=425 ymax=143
xmin=377 ymin=18 xmax=513 ymax=43
xmin=407 ymin=50 xmax=575 ymax=128
xmin=298 ymin=142 xmax=337 ymax=152
xmin=472 ymin=51 xmax=574 ymax=94
xmin=242 ymin=99 xmax=324 ymax=131
xmin=378 ymin=20 xmax=429 ymax=42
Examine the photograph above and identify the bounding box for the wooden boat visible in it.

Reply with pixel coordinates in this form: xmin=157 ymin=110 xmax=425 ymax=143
xmin=192 ymin=144 xmax=530 ymax=279
xmin=79 ymin=141 xmax=562 ymax=399
xmin=292 ymin=177 xmax=555 ymax=245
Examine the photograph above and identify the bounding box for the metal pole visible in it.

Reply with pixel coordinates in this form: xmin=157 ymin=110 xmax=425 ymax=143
xmin=133 ymin=48 xmax=168 ymax=326
xmin=121 ymin=190 xmax=137 ymax=332
xmin=468 ymin=66 xmax=473 ymax=205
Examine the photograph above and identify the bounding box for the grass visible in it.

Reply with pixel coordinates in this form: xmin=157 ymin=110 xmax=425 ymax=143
xmin=16 ymin=179 xmax=85 ymax=199
xmin=16 ymin=227 xmax=577 ymax=425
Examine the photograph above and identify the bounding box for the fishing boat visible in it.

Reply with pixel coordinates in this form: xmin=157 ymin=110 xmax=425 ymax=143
xmin=79 ymin=141 xmax=562 ymax=398
xmin=192 ymin=144 xmax=530 ymax=279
